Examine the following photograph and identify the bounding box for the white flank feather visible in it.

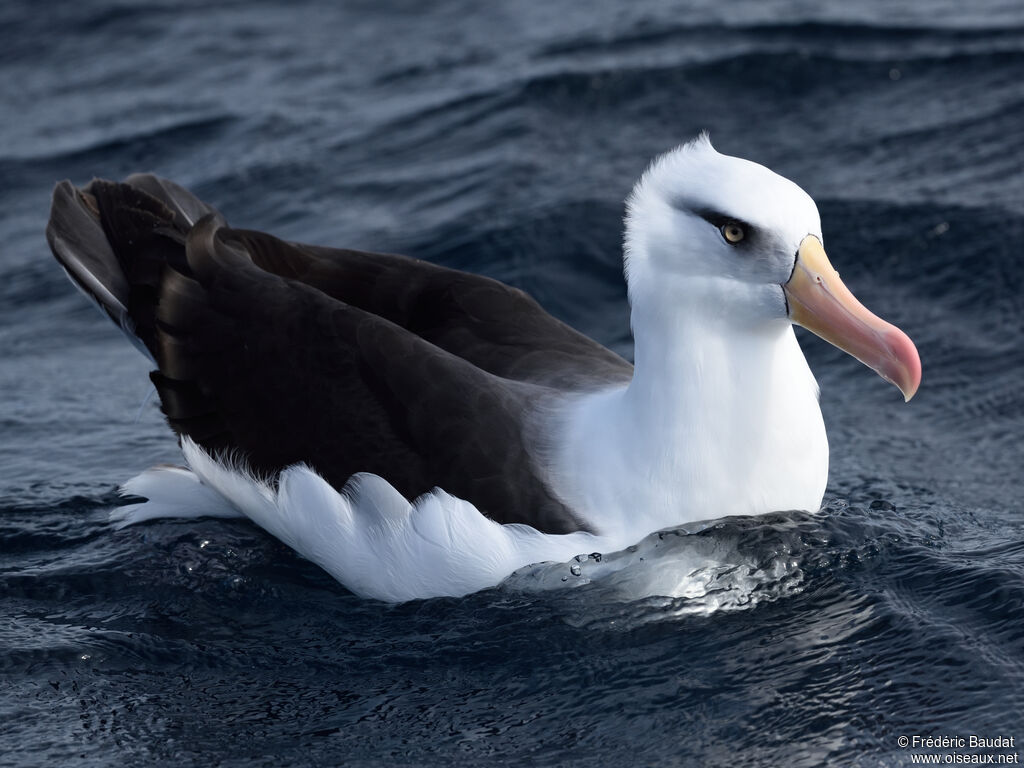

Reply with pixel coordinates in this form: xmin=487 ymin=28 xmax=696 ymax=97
xmin=112 ymin=464 xmax=243 ymax=528
xmin=115 ymin=439 xmax=606 ymax=602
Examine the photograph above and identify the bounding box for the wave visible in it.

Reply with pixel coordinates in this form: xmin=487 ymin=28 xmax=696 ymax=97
xmin=538 ymin=19 xmax=1024 ymax=59
xmin=0 ymin=114 xmax=236 ymax=168
xmin=503 ymin=511 xmax=821 ymax=617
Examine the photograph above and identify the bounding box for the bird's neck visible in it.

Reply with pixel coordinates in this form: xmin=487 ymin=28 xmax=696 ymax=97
xmin=553 ymin=294 xmax=828 ymax=541
xmin=625 ymin=297 xmax=787 ymax=433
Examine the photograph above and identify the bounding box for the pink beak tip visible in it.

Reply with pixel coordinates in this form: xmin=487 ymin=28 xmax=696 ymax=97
xmin=886 ymin=327 xmax=922 ymax=402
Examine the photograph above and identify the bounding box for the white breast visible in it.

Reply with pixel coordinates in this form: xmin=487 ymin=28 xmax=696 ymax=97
xmin=542 ymin=325 xmax=828 ymax=539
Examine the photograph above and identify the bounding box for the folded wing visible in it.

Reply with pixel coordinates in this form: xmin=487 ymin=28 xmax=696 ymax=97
xmin=47 ymin=176 xmax=632 ymax=533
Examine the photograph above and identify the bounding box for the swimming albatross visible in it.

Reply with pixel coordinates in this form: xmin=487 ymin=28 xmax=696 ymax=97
xmin=46 ymin=135 xmax=920 ymax=602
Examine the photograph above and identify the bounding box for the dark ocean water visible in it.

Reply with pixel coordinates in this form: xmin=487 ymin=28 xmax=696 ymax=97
xmin=2 ymin=1 xmax=1023 ymax=765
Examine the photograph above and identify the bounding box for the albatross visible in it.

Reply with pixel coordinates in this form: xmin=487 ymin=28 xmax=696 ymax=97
xmin=46 ymin=135 xmax=920 ymax=602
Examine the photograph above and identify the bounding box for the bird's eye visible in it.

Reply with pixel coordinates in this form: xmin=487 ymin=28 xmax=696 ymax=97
xmin=721 ymin=222 xmax=745 ymax=244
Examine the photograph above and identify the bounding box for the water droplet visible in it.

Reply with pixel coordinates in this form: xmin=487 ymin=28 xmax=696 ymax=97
xmin=590 ymin=552 xmax=602 ymax=563
xmin=570 ymin=564 xmax=581 ymax=577
xmin=200 ymin=540 xmax=210 ymax=548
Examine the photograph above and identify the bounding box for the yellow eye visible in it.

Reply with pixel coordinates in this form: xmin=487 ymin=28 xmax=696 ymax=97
xmin=721 ymin=222 xmax=745 ymax=244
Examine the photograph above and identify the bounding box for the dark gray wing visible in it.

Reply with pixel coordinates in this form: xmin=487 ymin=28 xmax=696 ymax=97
xmin=47 ymin=175 xmax=632 ymax=533
xmin=152 ymin=215 xmax=590 ymax=533
xmin=221 ymin=229 xmax=633 ymax=390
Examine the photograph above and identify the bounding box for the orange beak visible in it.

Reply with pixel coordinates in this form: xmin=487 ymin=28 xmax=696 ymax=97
xmin=783 ymin=235 xmax=921 ymax=401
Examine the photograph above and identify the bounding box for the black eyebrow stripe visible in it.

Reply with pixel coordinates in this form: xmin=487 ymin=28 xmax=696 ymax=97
xmin=693 ymin=208 xmax=754 ymax=232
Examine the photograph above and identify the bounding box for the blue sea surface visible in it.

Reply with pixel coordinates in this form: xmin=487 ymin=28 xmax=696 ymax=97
xmin=1 ymin=1 xmax=1023 ymax=765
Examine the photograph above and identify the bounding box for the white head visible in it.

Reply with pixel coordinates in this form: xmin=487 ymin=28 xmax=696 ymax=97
xmin=624 ymin=133 xmax=820 ymax=328
xmin=622 ymin=134 xmax=920 ymax=399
